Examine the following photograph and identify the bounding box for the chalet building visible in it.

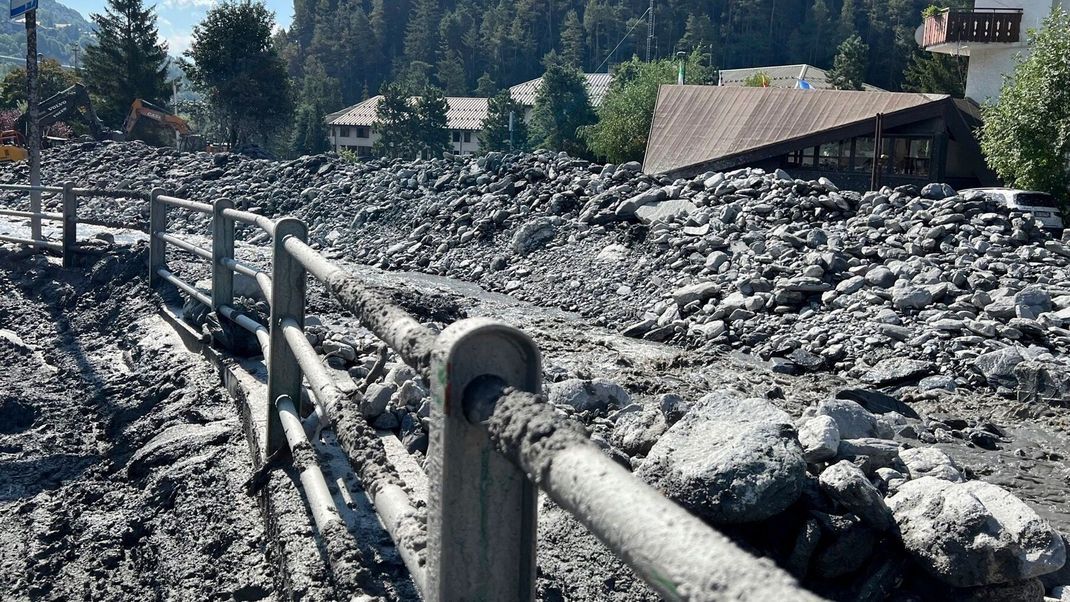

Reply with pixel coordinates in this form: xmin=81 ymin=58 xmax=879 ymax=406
xmin=643 ymin=85 xmax=997 ymax=190
xmin=326 ymin=96 xmax=488 ymax=156
xmin=918 ymin=0 xmax=1070 ymax=103
xmin=508 ymin=73 xmax=614 ymax=121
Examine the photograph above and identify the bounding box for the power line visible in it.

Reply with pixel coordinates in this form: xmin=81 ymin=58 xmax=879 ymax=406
xmin=595 ymin=6 xmax=651 ymax=73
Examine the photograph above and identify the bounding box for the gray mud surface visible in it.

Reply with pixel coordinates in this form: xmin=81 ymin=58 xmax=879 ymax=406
xmin=0 ymin=245 xmax=275 ymax=601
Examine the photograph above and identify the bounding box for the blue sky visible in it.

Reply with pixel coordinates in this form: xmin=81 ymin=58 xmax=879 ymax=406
xmin=60 ymin=0 xmax=294 ymax=55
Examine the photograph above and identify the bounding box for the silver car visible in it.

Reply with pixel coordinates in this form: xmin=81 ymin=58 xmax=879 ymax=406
xmin=961 ymin=187 xmax=1065 ymax=232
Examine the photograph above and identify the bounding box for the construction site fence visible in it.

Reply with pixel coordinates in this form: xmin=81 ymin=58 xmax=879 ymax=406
xmin=2 ymin=180 xmax=822 ymax=602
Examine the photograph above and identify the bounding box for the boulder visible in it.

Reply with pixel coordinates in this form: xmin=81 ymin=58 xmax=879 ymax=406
xmin=888 ymin=477 xmax=1066 ymax=587
xmin=672 ymin=281 xmax=720 ymax=306
xmin=974 ymin=347 xmax=1025 ymax=388
xmin=636 ymin=393 xmax=806 ymax=524
xmin=862 ymin=358 xmax=936 ymax=386
xmin=798 ymin=415 xmax=840 ymax=463
xmin=635 ymin=199 xmax=697 ymax=224
xmin=898 ymin=447 xmax=964 ymax=482
xmin=548 ymin=378 xmax=631 ymax=412
xmin=818 ymin=460 xmax=895 ymax=531
xmin=611 ymin=404 xmax=667 ymax=457
xmin=814 ymin=399 xmax=885 ymax=439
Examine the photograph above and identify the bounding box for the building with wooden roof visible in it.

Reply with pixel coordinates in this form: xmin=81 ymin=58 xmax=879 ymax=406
xmin=717 ymin=64 xmax=885 ymax=91
xmin=643 ymin=85 xmax=996 ymax=190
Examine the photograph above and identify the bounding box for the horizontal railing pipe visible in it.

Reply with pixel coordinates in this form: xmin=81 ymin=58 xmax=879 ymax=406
xmin=221 ymin=207 xmax=277 ymax=236
xmin=70 ymin=188 xmax=147 ymax=199
xmin=155 ymin=267 xmax=211 ymax=307
xmin=222 ymin=256 xmax=273 ymax=304
xmin=284 ymin=236 xmax=437 ymax=375
xmin=218 ymin=304 xmax=270 ymax=352
xmin=156 ymin=194 xmax=213 ymax=214
xmin=0 ymin=183 xmax=63 ymax=193
xmin=280 ymin=318 xmax=337 ymax=427
xmin=0 ymin=234 xmax=61 ymax=251
xmin=0 ymin=208 xmax=63 ymax=221
xmin=485 ymin=390 xmax=825 ymax=602
xmin=156 ymin=232 xmax=213 ymax=261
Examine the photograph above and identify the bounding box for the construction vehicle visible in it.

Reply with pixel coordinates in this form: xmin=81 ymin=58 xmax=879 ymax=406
xmin=124 ymin=99 xmax=205 ymax=152
xmin=16 ymin=82 xmax=117 ymax=144
xmin=0 ymin=130 xmax=27 ymax=162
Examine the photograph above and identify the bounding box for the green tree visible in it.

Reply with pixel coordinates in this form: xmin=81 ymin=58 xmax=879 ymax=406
xmin=436 ymin=45 xmax=468 ymax=95
xmin=743 ymin=70 xmax=772 ymax=87
xmin=980 ymin=8 xmax=1070 ymax=200
xmin=373 ymin=83 xmax=449 ymax=158
xmin=828 ymin=34 xmax=868 ymax=90
xmin=403 ymin=0 xmax=439 ymax=66
xmin=679 ymin=14 xmax=715 ymax=64
xmin=183 ymin=1 xmax=294 ymax=148
xmin=82 ymin=0 xmax=170 ymax=126
xmin=291 ymin=58 xmax=341 ymax=156
xmin=479 ymin=89 xmax=527 ymax=152
xmin=0 ymin=59 xmax=78 ymax=110
xmin=528 ymin=51 xmax=596 ymax=156
xmin=581 ymin=52 xmax=710 ymax=163
xmin=475 ymin=72 xmax=497 ymax=97
xmin=559 ymin=10 xmax=585 ymax=69
xmin=902 ymin=51 xmax=967 ymax=96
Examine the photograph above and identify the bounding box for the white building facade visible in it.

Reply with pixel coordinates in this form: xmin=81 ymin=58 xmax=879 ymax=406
xmin=919 ymin=0 xmax=1070 ymax=104
xmin=326 ymin=96 xmax=488 ymax=157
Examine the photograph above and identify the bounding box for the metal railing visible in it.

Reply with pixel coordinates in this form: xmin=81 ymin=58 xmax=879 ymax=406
xmin=7 ymin=182 xmax=822 ymax=601
xmin=0 ymin=182 xmax=78 ymax=267
xmin=922 ymin=7 xmax=1023 ymax=48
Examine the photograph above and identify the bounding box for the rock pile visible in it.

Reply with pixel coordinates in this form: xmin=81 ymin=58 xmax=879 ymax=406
xmin=4 ymin=141 xmax=1070 ymax=400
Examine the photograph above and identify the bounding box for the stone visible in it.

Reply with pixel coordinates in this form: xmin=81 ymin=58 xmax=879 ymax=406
xmin=836 ymin=389 xmax=920 ymax=419
xmin=898 ymin=447 xmax=964 ymax=482
xmin=672 ymin=281 xmax=719 ymax=306
xmin=865 ymin=266 xmax=897 ymax=288
xmin=547 ymin=378 xmax=631 ymax=412
xmin=361 ymin=383 xmax=396 ymax=418
xmin=814 ymin=399 xmax=884 ymax=439
xmin=974 ymin=347 xmax=1026 ymax=387
xmin=608 ymin=405 xmax=665 ymax=458
xmin=635 ymin=198 xmax=697 ymax=224
xmin=861 ymin=358 xmax=936 ymax=386
xmin=511 ymin=217 xmax=556 ymax=254
xmin=892 ymin=286 xmax=934 ymax=311
xmin=1014 ymin=361 xmax=1070 ymax=404
xmin=798 ymin=415 xmax=840 ymax=463
xmin=636 ymin=392 xmax=806 ymax=524
xmin=810 ymin=512 xmax=877 ymax=579
xmin=888 ymin=477 xmax=1067 ymax=587
xmin=836 ymin=438 xmax=900 ymax=471
xmin=818 ymin=460 xmax=895 ymax=531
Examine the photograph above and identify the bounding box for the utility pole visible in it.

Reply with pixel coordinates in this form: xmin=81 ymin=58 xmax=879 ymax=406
xmin=25 ymin=7 xmax=40 ymax=241
xmin=645 ymin=0 xmax=654 ymax=61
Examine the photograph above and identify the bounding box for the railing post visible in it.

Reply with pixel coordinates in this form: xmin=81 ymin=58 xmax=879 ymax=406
xmin=148 ymin=188 xmax=166 ymax=287
xmin=266 ymin=217 xmax=307 ymax=457
xmin=61 ymin=181 xmax=75 ymax=268
xmin=212 ymin=198 xmax=235 ymax=311
xmin=427 ymin=318 xmax=541 ymax=601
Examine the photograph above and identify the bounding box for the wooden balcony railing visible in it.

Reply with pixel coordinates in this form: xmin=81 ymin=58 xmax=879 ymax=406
xmin=922 ymin=8 xmax=1023 ymax=48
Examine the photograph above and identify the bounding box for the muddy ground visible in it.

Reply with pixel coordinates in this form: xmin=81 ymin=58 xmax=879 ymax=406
xmin=2 ymin=222 xmax=1070 ymax=600
xmin=0 ymin=244 xmax=275 ymax=601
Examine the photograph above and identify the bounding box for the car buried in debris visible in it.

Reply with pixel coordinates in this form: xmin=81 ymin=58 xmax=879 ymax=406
xmin=961 ymin=187 xmax=1065 ymax=233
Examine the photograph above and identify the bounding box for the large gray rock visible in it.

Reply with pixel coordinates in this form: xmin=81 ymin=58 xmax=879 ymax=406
xmin=798 ymin=415 xmax=840 ymax=463
xmin=636 ymin=392 xmax=806 ymax=524
xmin=888 ymin=477 xmax=1066 ymax=587
xmin=818 ymin=460 xmax=895 ymax=531
xmin=892 ymin=286 xmax=934 ymax=311
xmin=974 ymin=347 xmax=1025 ymax=387
xmin=635 ymin=198 xmax=697 ymax=224
xmin=611 ymin=404 xmax=667 ymax=457
xmin=898 ymin=447 xmax=964 ymax=482
xmin=862 ymin=358 xmax=936 ymax=386
xmin=672 ymin=281 xmax=719 ymax=306
xmin=814 ymin=399 xmax=884 ymax=439
xmin=548 ymin=378 xmax=631 ymax=412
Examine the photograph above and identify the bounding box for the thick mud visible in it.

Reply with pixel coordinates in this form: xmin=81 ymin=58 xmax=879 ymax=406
xmin=0 ymin=245 xmax=275 ymax=601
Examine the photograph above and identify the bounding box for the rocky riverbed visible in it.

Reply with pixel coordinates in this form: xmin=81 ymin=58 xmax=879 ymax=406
xmin=2 ymin=142 xmax=1070 ymax=601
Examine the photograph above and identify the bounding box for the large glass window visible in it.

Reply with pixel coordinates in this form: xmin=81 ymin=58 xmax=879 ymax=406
xmin=888 ymin=137 xmax=931 ymax=177
xmin=818 ymin=142 xmax=849 ymax=169
xmin=854 ymin=137 xmax=875 ymax=172
xmin=786 ymin=147 xmax=817 ymax=167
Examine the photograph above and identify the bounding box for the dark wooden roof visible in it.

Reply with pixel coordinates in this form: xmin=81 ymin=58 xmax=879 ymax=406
xmin=643 ymin=86 xmax=952 ymax=176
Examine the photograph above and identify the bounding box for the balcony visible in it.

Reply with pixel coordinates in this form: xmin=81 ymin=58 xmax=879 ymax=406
xmin=922 ymin=8 xmax=1023 ymax=54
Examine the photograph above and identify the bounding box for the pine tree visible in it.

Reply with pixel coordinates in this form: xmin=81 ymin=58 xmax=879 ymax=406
xmin=436 ymin=44 xmax=468 ymax=95
xmin=183 ymin=1 xmax=293 ymax=148
xmin=528 ymin=51 xmax=596 ymax=157
xmin=838 ymin=0 xmax=859 ymax=43
xmin=414 ymin=87 xmax=450 ymax=157
xmin=679 ymin=14 xmax=716 ymax=63
xmin=902 ymin=51 xmax=967 ymax=97
xmin=560 ymin=10 xmax=585 ymax=69
xmin=291 ymin=58 xmax=341 ymax=156
xmin=475 ymin=72 xmax=497 ymax=97
xmin=403 ymin=0 xmax=439 ymax=66
xmin=82 ymin=0 xmax=170 ymax=127
xmin=374 ymin=82 xmax=416 ymax=158
xmin=479 ymin=89 xmax=527 ymax=152
xmin=828 ymin=34 xmax=868 ymax=90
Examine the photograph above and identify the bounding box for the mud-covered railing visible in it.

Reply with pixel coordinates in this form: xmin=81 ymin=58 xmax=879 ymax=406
xmin=144 ymin=188 xmax=823 ymax=601
xmin=0 ymin=182 xmax=78 ymax=267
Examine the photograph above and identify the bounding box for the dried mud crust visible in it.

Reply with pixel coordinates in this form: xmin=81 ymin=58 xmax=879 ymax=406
xmin=0 ymin=245 xmax=275 ymax=601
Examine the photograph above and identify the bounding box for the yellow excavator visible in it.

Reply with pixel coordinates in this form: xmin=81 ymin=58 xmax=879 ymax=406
xmin=0 ymin=83 xmax=117 ymax=162
xmin=0 ymin=130 xmax=28 ymax=162
xmin=124 ymin=99 xmax=205 ymax=152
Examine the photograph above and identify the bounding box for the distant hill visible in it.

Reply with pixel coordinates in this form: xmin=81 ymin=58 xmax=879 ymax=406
xmin=0 ymin=0 xmax=95 ymax=70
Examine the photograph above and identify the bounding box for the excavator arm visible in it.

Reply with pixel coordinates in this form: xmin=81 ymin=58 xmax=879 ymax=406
xmin=124 ymin=99 xmax=193 ymax=136
xmin=18 ymin=83 xmax=111 ymax=141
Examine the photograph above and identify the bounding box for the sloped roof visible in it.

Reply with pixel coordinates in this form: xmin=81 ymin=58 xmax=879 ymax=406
xmin=643 ymin=86 xmax=949 ymax=175
xmin=327 ymin=96 xmax=489 ymax=130
xmin=718 ymin=64 xmax=885 ymax=92
xmin=509 ymin=72 xmax=614 ymax=107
